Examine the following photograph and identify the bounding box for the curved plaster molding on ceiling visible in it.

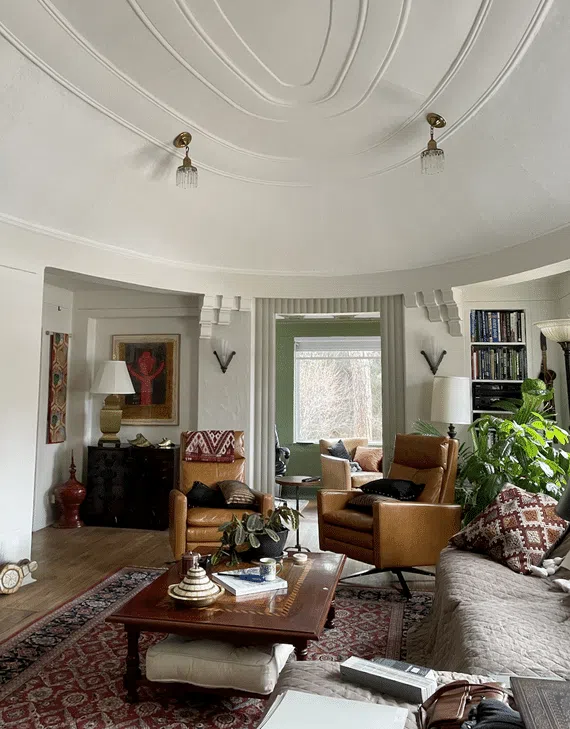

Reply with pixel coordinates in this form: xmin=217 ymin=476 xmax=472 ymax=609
xmin=0 ymin=0 xmax=553 ymax=185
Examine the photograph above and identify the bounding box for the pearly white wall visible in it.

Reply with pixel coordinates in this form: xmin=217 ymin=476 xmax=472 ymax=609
xmin=33 ymin=284 xmax=74 ymax=531
xmin=197 ymin=311 xmax=253 ymax=480
xmin=0 ymin=264 xmax=43 ymax=561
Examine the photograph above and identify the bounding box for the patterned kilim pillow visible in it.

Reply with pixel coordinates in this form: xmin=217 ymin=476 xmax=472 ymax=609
xmin=450 ymin=484 xmax=568 ymax=574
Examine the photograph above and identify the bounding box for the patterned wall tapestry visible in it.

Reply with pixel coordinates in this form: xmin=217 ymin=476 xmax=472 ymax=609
xmin=47 ymin=333 xmax=69 ymax=444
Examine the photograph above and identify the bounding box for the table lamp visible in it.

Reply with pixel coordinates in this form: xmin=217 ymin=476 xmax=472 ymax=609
xmin=91 ymin=360 xmax=135 ymax=447
xmin=431 ymin=375 xmax=471 ymax=439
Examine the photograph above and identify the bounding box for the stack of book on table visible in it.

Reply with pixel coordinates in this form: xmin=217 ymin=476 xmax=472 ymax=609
xmin=258 ymin=689 xmax=408 ymax=729
xmin=340 ymin=656 xmax=438 ymax=703
xmin=211 ymin=567 xmax=288 ymax=596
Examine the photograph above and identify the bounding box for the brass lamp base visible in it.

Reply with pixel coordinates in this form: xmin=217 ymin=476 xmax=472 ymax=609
xmin=98 ymin=394 xmax=123 ymax=448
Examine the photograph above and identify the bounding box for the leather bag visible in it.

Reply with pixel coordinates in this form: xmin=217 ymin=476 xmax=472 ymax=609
xmin=419 ymin=681 xmax=509 ymax=729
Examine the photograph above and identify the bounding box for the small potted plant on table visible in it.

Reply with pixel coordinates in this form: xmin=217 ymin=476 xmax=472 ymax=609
xmin=211 ymin=505 xmax=301 ymax=566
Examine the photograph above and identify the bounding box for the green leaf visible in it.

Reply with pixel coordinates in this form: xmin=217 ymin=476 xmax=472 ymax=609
xmin=248 ymin=533 xmax=260 ymax=549
xmin=265 ymin=528 xmax=280 ymax=542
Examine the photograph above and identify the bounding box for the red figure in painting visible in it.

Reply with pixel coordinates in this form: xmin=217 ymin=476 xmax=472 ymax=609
xmin=127 ymin=350 xmax=165 ymax=405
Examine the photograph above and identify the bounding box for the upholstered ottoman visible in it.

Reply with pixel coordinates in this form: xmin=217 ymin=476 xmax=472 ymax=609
xmin=146 ymin=636 xmax=294 ymax=695
xmin=264 ymin=662 xmax=490 ymax=729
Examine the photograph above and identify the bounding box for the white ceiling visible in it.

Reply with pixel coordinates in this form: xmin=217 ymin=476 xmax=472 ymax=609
xmin=0 ymin=0 xmax=568 ymax=281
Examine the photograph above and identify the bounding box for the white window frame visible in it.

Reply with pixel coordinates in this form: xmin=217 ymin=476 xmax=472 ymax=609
xmin=293 ymin=336 xmax=382 ymax=444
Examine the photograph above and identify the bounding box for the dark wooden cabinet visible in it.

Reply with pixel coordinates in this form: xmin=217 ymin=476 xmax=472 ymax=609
xmin=82 ymin=445 xmax=179 ymax=530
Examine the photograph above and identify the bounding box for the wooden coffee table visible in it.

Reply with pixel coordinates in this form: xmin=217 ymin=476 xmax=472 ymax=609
xmin=108 ymin=552 xmax=345 ymax=702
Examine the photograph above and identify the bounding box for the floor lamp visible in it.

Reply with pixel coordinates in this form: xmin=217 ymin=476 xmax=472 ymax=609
xmin=535 ymin=319 xmax=570 ymax=418
xmin=430 ymin=376 xmax=472 ymax=439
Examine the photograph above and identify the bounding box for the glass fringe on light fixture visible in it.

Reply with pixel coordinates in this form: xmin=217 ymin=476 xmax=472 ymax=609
xmin=173 ymin=132 xmax=198 ymax=189
xmin=421 ymin=113 xmax=446 ymax=175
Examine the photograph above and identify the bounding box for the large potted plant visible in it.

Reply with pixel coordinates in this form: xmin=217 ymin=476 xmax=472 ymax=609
xmin=458 ymin=378 xmax=570 ymax=523
xmin=211 ymin=505 xmax=301 ymax=566
xmin=413 ymin=378 xmax=570 ymax=524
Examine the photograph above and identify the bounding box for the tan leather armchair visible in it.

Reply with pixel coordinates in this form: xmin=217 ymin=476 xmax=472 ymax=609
xmin=318 ymin=434 xmax=461 ymax=597
xmin=169 ymin=431 xmax=274 ymax=559
xmin=319 ymin=438 xmax=383 ymax=491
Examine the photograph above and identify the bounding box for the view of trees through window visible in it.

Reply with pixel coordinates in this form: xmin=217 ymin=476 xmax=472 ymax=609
xmin=294 ymin=337 xmax=382 ymax=443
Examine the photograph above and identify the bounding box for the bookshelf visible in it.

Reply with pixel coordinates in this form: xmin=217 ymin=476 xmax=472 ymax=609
xmin=469 ymin=309 xmax=528 ymax=420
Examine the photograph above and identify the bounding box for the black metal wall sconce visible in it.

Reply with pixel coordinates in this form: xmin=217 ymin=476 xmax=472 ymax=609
xmin=214 ymin=340 xmax=236 ymax=374
xmin=421 ymin=338 xmax=447 ymax=375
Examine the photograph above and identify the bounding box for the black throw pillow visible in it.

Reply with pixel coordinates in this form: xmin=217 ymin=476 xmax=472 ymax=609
xmin=361 ymin=479 xmax=425 ymax=502
xmin=187 ymin=481 xmax=225 ymax=508
xmin=327 ymin=439 xmax=352 ymax=461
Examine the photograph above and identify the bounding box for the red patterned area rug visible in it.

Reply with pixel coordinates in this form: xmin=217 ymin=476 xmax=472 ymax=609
xmin=0 ymin=568 xmax=432 ymax=729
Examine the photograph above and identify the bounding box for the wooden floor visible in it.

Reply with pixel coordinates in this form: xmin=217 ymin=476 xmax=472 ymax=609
xmin=0 ymin=501 xmax=434 ymax=644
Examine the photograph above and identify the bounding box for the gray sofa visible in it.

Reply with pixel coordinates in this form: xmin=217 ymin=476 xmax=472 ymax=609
xmin=406 ymin=545 xmax=570 ymax=678
xmin=265 ymin=544 xmax=570 ymax=727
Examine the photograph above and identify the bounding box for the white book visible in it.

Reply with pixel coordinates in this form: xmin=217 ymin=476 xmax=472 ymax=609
xmin=340 ymin=656 xmax=438 ymax=703
xmin=211 ymin=567 xmax=288 ymax=597
xmin=258 ymin=689 xmax=407 ymax=729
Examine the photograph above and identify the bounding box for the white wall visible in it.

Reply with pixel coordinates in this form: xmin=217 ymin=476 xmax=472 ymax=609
xmin=33 ymin=284 xmax=73 ymax=531
xmin=404 ymin=277 xmax=566 ymax=442
xmin=0 ymin=265 xmax=43 ymax=561
xmin=197 ymin=311 xmax=253 ymax=479
xmin=67 ymin=290 xmax=200 ymax=476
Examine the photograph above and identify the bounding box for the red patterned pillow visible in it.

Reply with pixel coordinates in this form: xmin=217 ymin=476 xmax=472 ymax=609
xmin=450 ymin=484 xmax=568 ymax=574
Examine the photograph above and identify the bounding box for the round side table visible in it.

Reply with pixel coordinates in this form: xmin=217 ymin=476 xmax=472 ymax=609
xmin=275 ymin=475 xmax=321 ymax=553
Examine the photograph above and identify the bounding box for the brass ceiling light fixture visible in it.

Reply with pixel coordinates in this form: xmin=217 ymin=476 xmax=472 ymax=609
xmin=173 ymin=132 xmax=198 ymax=188
xmin=421 ymin=113 xmax=446 ymax=174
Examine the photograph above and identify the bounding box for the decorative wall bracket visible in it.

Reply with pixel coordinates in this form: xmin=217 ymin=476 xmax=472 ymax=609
xmin=199 ymin=294 xmax=252 ymax=339
xmin=404 ymin=288 xmax=463 ymax=337
xmin=420 ymin=349 xmax=447 ymax=375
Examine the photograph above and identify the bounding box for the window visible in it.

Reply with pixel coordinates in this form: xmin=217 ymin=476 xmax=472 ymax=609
xmin=294 ymin=336 xmax=382 ymax=443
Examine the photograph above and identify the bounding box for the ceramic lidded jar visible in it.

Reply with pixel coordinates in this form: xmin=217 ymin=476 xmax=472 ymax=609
xmin=169 ymin=553 xmax=223 ymax=607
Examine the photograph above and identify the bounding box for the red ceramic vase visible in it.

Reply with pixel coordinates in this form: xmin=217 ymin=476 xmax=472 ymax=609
xmin=53 ymin=455 xmax=86 ymax=528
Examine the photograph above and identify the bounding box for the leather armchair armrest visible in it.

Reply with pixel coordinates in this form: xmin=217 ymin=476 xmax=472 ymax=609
xmin=251 ymin=489 xmax=274 ymax=517
xmin=317 ymin=489 xmax=359 ymax=551
xmin=373 ymin=501 xmax=462 ymax=569
xmin=169 ymin=488 xmax=188 ymax=561
xmin=320 ymin=454 xmax=351 ymax=490
xmin=318 ymin=489 xmax=357 ymax=513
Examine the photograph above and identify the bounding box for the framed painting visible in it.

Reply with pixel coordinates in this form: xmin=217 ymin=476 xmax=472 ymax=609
xmin=112 ymin=334 xmax=179 ymax=425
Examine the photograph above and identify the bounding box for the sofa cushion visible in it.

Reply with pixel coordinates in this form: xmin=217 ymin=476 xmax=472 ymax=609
xmin=328 ymin=439 xmax=352 ymax=461
xmin=389 ymin=464 xmax=443 ymax=503
xmin=323 ymin=509 xmax=373 ymax=532
xmin=354 ymin=446 xmax=383 ymax=473
xmin=187 ymin=507 xmax=256 ymax=527
xmin=219 ymin=480 xmax=256 ymax=507
xmin=187 ymin=481 xmax=225 ymax=508
xmin=361 ymin=479 xmax=425 ymax=502
xmin=146 ymin=636 xmax=293 ymax=694
xmin=450 ymin=485 xmax=568 ymax=575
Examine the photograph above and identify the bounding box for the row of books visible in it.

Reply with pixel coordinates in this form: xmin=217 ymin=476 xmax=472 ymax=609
xmin=470 ymin=310 xmax=525 ymax=342
xmin=471 ymin=347 xmax=527 ymax=380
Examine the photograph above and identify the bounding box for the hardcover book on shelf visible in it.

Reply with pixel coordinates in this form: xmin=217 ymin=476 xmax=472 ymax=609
xmin=511 ymin=677 xmax=570 ymax=729
xmin=211 ymin=567 xmax=288 ymax=597
xmin=340 ymin=656 xmax=437 ymax=703
xmin=258 ymin=689 xmax=407 ymax=729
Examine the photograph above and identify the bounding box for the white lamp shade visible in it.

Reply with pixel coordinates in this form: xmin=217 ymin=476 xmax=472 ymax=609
xmin=91 ymin=360 xmax=135 ymax=395
xmin=535 ymin=319 xmax=570 ymax=343
xmin=431 ymin=376 xmax=471 ymax=425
